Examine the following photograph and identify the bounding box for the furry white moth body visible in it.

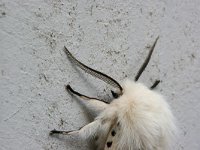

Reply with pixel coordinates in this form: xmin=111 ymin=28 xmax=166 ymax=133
xmin=50 ymin=37 xmax=177 ymax=150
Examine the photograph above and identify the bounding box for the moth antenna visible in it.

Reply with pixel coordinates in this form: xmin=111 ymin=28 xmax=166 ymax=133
xmin=135 ymin=36 xmax=159 ymax=81
xmin=64 ymin=46 xmax=123 ymax=95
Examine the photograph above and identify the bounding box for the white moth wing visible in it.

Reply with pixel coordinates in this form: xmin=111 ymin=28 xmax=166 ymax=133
xmin=104 ymin=121 xmax=121 ymax=150
xmin=95 ymin=130 xmax=108 ymax=150
xmin=93 ymin=118 xmax=116 ymax=150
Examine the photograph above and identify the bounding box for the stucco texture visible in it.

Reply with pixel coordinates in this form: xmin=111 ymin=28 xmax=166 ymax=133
xmin=0 ymin=0 xmax=200 ymax=150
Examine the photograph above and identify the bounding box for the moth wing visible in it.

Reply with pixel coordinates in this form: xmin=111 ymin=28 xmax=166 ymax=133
xmin=104 ymin=122 xmax=121 ymax=150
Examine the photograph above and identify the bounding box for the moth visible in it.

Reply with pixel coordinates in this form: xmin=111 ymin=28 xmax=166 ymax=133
xmin=50 ymin=37 xmax=177 ymax=150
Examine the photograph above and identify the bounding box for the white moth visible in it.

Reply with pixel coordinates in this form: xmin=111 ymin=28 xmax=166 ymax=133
xmin=50 ymin=37 xmax=177 ymax=150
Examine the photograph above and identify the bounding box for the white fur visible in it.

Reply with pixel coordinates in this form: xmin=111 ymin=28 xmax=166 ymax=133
xmin=77 ymin=80 xmax=177 ymax=150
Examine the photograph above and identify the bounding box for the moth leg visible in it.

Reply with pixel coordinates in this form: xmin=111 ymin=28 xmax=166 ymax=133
xmin=66 ymin=85 xmax=108 ymax=113
xmin=150 ymin=80 xmax=160 ymax=89
xmin=49 ymin=129 xmax=78 ymax=135
xmin=50 ymin=120 xmax=100 ymax=139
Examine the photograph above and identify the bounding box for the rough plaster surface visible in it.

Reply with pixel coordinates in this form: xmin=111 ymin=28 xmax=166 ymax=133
xmin=0 ymin=0 xmax=200 ymax=150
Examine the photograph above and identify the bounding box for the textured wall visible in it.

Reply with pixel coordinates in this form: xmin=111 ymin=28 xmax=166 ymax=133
xmin=0 ymin=0 xmax=200 ymax=150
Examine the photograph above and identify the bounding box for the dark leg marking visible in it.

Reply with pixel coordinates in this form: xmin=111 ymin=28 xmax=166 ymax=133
xmin=135 ymin=37 xmax=159 ymax=81
xmin=150 ymin=80 xmax=160 ymax=89
xmin=107 ymin=141 xmax=113 ymax=148
xmin=66 ymin=84 xmax=109 ymax=104
xmin=49 ymin=129 xmax=73 ymax=136
xmin=66 ymin=84 xmax=83 ymax=97
xmin=50 ymin=125 xmax=85 ymax=136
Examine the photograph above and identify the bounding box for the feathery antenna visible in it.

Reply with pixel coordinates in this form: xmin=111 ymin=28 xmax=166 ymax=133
xmin=135 ymin=37 xmax=159 ymax=81
xmin=64 ymin=47 xmax=123 ymax=95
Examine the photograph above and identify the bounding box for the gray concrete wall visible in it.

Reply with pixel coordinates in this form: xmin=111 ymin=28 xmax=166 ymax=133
xmin=0 ymin=0 xmax=200 ymax=150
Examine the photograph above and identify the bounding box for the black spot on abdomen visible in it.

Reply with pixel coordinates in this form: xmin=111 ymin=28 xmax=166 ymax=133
xmin=111 ymin=130 xmax=116 ymax=136
xmin=107 ymin=141 xmax=112 ymax=148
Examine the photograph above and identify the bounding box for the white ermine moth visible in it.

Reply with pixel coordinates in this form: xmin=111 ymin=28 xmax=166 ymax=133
xmin=50 ymin=37 xmax=177 ymax=150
